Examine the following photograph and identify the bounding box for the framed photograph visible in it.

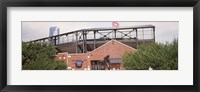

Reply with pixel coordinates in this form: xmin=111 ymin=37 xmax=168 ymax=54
xmin=1 ymin=0 xmax=200 ymax=92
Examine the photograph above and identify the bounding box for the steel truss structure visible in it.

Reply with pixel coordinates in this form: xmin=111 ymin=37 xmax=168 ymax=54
xmin=30 ymin=25 xmax=155 ymax=54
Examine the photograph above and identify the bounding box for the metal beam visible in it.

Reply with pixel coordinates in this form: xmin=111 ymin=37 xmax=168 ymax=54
xmin=78 ymin=45 xmax=83 ymax=53
xmin=94 ymin=31 xmax=96 ymax=49
xmin=153 ymin=27 xmax=155 ymax=42
xmin=114 ymin=30 xmax=116 ymax=39
xmin=54 ymin=37 xmax=56 ymax=45
xmin=136 ymin=29 xmax=138 ymax=49
xmin=85 ymin=31 xmax=87 ymax=53
xmin=75 ymin=32 xmax=78 ymax=54
xmin=82 ymin=31 xmax=85 ymax=53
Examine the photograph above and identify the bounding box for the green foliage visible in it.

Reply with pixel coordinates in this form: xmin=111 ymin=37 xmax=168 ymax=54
xmin=123 ymin=39 xmax=178 ymax=70
xmin=22 ymin=42 xmax=67 ymax=70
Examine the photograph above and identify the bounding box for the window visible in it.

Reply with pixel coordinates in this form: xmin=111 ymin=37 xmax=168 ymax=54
xmin=76 ymin=60 xmax=83 ymax=68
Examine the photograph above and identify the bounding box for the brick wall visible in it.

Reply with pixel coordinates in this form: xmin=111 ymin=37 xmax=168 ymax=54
xmin=56 ymin=40 xmax=136 ymax=70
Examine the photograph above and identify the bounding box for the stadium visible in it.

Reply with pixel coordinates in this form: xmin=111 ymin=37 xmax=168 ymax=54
xmin=30 ymin=24 xmax=155 ymax=70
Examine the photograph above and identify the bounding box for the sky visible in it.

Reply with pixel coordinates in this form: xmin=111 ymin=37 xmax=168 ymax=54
xmin=21 ymin=21 xmax=178 ymax=43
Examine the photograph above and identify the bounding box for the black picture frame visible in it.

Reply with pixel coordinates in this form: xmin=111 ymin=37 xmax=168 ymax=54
xmin=0 ymin=0 xmax=200 ymax=92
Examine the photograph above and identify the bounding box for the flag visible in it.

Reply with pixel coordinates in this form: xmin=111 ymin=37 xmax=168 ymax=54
xmin=112 ymin=21 xmax=119 ymax=28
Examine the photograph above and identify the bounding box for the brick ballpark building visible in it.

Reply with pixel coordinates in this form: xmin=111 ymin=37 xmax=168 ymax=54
xmin=56 ymin=40 xmax=136 ymax=70
xmin=30 ymin=25 xmax=155 ymax=70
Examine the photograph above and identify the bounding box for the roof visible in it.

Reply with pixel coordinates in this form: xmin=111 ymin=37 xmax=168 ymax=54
xmin=109 ymin=58 xmax=122 ymax=63
xmin=89 ymin=40 xmax=136 ymax=53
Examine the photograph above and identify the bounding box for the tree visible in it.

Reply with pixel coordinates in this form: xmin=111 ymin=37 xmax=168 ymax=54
xmin=22 ymin=42 xmax=67 ymax=70
xmin=122 ymin=39 xmax=178 ymax=70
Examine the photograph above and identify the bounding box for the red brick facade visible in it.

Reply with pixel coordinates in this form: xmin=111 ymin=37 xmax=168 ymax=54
xmin=56 ymin=40 xmax=136 ymax=70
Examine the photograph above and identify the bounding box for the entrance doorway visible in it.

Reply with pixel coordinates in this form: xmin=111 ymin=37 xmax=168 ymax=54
xmin=91 ymin=60 xmax=105 ymax=70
